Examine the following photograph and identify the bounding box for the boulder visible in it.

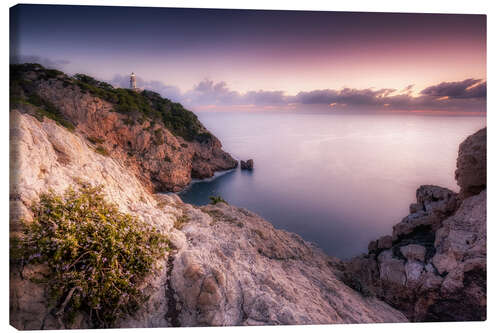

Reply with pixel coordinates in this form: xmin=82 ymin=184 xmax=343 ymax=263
xmin=378 ymin=251 xmax=406 ymax=286
xmin=377 ymin=235 xmax=393 ymax=250
xmin=368 ymin=240 xmax=378 ymax=253
xmin=416 ymin=185 xmax=458 ymax=216
xmin=455 ymin=128 xmax=486 ymax=199
xmin=400 ymin=244 xmax=426 ymax=262
xmin=240 ymin=159 xmax=254 ymax=170
xmin=392 ymin=186 xmax=458 ymax=240
xmin=405 ymin=260 xmax=424 ymax=285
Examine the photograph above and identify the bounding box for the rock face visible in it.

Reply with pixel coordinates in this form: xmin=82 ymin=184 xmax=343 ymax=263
xmin=9 ymin=110 xmax=181 ymax=329
xmin=12 ymin=64 xmax=237 ymax=192
xmin=9 ymin=111 xmax=407 ymax=329
xmin=342 ymin=128 xmax=487 ymax=322
xmin=455 ymin=128 xmax=486 ymax=199
xmin=240 ymin=159 xmax=254 ymax=170
xmin=169 ymin=203 xmax=406 ymax=326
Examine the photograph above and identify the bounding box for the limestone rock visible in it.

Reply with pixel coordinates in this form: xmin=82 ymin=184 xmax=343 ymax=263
xmin=343 ymin=129 xmax=486 ymax=322
xmin=377 ymin=235 xmax=393 ymax=250
xmin=344 ymin=188 xmax=486 ymax=322
xmin=171 ymin=204 xmax=407 ymax=325
xmin=392 ymin=185 xmax=457 ymax=240
xmin=378 ymin=250 xmax=406 ymax=286
xmin=405 ymin=260 xmax=424 ymax=285
xmin=400 ymin=244 xmax=426 ymax=262
xmin=455 ymin=128 xmax=486 ymax=199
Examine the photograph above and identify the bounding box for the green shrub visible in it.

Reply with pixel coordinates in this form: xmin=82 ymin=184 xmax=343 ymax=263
xmin=11 ymin=183 xmax=170 ymax=327
xmin=209 ymin=195 xmax=227 ymax=205
xmin=9 ymin=65 xmax=75 ymax=131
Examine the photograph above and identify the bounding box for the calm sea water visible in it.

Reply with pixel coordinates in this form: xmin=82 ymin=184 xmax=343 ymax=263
xmin=179 ymin=111 xmax=486 ymax=259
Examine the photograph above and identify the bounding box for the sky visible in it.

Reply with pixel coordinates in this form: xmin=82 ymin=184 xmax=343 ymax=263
xmin=10 ymin=4 xmax=486 ymax=113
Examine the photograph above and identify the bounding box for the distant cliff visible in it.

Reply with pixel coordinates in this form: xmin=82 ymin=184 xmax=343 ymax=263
xmin=10 ymin=63 xmax=237 ymax=192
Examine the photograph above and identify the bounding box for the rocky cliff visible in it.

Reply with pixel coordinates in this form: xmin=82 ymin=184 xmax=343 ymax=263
xmin=9 ymin=111 xmax=407 ymax=329
xmin=10 ymin=65 xmax=410 ymax=329
xmin=341 ymin=128 xmax=486 ymax=321
xmin=10 ymin=64 xmax=237 ymax=192
xmin=9 ymin=64 xmax=486 ymax=329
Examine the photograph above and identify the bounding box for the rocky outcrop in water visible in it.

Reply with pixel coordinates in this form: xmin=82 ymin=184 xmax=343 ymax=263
xmin=341 ymin=128 xmax=486 ymax=322
xmin=240 ymin=159 xmax=254 ymax=170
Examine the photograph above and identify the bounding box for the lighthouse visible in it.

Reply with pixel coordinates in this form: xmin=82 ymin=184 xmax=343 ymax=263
xmin=129 ymin=72 xmax=137 ymax=90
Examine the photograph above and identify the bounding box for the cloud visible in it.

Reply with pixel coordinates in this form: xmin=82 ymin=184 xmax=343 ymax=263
xmin=243 ymin=90 xmax=288 ymax=105
xmin=108 ymin=74 xmax=485 ymax=114
xmin=184 ymin=79 xmax=240 ymax=105
xmin=420 ymin=79 xmax=486 ymax=99
xmin=182 ymin=79 xmax=289 ymax=106
xmin=10 ymin=54 xmax=70 ymax=69
xmin=400 ymin=84 xmax=414 ymax=94
xmin=296 ymin=88 xmax=396 ymax=106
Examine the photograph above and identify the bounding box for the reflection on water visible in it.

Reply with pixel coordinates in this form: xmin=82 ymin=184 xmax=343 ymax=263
xmin=179 ymin=111 xmax=486 ymax=259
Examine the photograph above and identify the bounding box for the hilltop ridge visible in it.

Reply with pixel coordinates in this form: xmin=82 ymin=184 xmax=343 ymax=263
xmin=10 ymin=63 xmax=237 ymax=192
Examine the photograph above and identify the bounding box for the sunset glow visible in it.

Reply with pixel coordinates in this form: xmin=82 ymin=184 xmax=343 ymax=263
xmin=10 ymin=5 xmax=486 ymax=114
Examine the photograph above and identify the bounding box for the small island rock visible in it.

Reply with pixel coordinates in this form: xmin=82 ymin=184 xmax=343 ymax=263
xmin=240 ymin=159 xmax=254 ymax=170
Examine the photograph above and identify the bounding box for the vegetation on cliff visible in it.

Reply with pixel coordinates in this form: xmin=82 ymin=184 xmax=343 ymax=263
xmin=11 ymin=182 xmax=170 ymax=327
xmin=10 ymin=64 xmax=75 ymax=130
xmin=10 ymin=63 xmax=209 ymax=141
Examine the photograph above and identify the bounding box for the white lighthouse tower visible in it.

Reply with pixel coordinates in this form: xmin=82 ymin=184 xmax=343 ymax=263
xmin=129 ymin=72 xmax=137 ymax=90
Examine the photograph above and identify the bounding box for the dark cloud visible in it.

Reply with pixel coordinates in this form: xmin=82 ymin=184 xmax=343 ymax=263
xmin=10 ymin=54 xmax=70 ymax=69
xmin=243 ymin=90 xmax=288 ymax=105
xmin=420 ymin=79 xmax=486 ymax=99
xmin=296 ymin=88 xmax=396 ymax=106
xmin=401 ymin=84 xmax=414 ymax=94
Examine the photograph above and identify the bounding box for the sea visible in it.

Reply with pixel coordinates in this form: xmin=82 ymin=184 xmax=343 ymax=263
xmin=179 ymin=111 xmax=486 ymax=259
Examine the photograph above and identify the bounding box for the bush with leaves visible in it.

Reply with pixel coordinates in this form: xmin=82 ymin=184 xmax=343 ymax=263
xmin=209 ymin=195 xmax=227 ymax=205
xmin=11 ymin=183 xmax=170 ymax=327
